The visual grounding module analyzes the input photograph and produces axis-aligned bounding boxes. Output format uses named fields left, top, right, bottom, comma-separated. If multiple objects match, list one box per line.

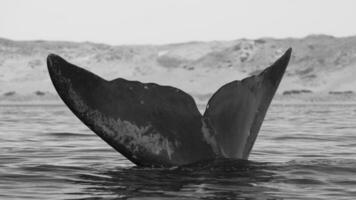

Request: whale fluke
left=47, top=48, right=292, bottom=167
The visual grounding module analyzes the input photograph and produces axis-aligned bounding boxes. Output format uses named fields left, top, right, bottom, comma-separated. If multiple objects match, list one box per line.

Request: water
left=1, top=104, right=356, bottom=199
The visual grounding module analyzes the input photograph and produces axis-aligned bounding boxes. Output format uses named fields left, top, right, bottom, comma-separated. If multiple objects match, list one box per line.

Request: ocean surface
left=0, top=104, right=356, bottom=200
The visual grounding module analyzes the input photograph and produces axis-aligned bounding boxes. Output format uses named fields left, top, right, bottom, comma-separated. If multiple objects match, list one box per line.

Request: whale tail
left=47, top=48, right=292, bottom=166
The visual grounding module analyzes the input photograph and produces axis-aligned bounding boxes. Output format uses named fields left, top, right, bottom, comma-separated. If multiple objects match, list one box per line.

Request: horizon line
left=1, top=33, right=355, bottom=47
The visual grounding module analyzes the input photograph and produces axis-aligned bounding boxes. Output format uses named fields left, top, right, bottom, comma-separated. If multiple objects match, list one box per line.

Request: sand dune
left=0, top=35, right=355, bottom=104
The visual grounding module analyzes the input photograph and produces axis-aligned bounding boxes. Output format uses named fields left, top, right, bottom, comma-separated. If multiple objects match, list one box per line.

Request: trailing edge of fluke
left=47, top=48, right=292, bottom=167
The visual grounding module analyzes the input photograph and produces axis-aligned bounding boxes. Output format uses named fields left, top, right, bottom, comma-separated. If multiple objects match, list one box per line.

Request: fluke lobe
left=47, top=48, right=292, bottom=167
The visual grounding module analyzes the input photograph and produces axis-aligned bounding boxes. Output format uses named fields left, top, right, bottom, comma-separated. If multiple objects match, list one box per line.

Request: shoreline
left=1, top=100, right=356, bottom=106
left=1, top=92, right=356, bottom=106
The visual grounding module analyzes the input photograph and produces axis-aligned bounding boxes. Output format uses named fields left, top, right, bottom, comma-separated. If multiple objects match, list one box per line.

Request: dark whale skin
left=47, top=48, right=292, bottom=167
left=203, top=48, right=292, bottom=159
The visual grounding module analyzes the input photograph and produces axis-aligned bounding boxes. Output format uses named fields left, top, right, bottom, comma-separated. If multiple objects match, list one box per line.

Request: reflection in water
left=1, top=104, right=356, bottom=199
left=74, top=160, right=277, bottom=199
left=70, top=158, right=356, bottom=199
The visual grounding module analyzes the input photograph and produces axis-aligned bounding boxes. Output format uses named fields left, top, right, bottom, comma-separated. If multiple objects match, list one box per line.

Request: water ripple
left=1, top=104, right=356, bottom=199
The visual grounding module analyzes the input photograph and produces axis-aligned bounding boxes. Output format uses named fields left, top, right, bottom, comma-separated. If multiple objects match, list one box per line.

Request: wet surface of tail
left=47, top=49, right=292, bottom=166
left=203, top=49, right=292, bottom=159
